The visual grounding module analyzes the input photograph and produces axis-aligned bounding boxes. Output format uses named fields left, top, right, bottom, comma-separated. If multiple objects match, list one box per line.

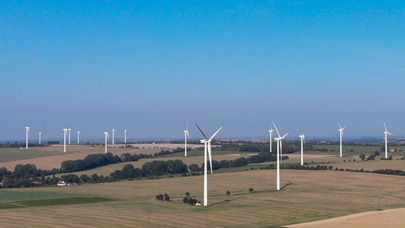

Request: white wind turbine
left=338, top=124, right=345, bottom=157
left=68, top=128, right=71, bottom=144
left=184, top=129, right=190, bottom=157
left=384, top=123, right=393, bottom=159
left=268, top=129, right=274, bottom=153
left=273, top=123, right=288, bottom=191
left=195, top=123, right=222, bottom=206
left=112, top=129, right=115, bottom=145
left=63, top=129, right=67, bottom=153
left=25, top=126, right=30, bottom=150
left=124, top=130, right=127, bottom=144
left=299, top=134, right=305, bottom=166
left=77, top=131, right=80, bottom=144
left=38, top=132, right=42, bottom=144
left=104, top=132, right=109, bottom=153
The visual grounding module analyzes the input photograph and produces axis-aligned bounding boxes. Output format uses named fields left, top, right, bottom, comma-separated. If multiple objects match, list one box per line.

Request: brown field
left=287, top=208, right=405, bottom=228
left=0, top=144, right=164, bottom=170
left=3, top=169, right=405, bottom=227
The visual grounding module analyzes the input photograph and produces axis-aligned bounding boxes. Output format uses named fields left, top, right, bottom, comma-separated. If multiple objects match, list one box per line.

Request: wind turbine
left=195, top=123, right=222, bottom=206
left=184, top=129, right=190, bottom=157
left=68, top=128, right=71, bottom=144
left=268, top=129, right=274, bottom=153
left=25, top=126, right=30, bottom=150
left=299, top=134, right=305, bottom=166
left=384, top=123, right=393, bottom=159
left=273, top=123, right=288, bottom=191
left=112, top=129, right=115, bottom=145
left=77, top=131, right=80, bottom=144
left=63, top=129, right=67, bottom=153
left=338, top=124, right=345, bottom=157
left=104, top=132, right=109, bottom=153
left=124, top=130, right=127, bottom=144
left=38, top=132, right=42, bottom=144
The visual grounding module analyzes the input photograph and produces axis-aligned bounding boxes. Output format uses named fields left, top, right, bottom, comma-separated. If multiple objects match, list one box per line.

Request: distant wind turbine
left=112, top=129, right=115, bottom=145
left=268, top=129, right=274, bottom=153
left=104, top=132, right=109, bottom=153
left=25, top=126, right=30, bottom=150
left=299, top=134, right=305, bottom=166
left=195, top=123, right=222, bottom=206
left=184, top=129, right=190, bottom=157
left=273, top=123, right=288, bottom=191
left=68, top=128, right=71, bottom=144
left=338, top=124, right=345, bottom=157
left=38, top=132, right=42, bottom=144
left=63, top=129, right=67, bottom=153
left=384, top=123, right=393, bottom=159
left=77, top=131, right=80, bottom=144
left=124, top=130, right=127, bottom=144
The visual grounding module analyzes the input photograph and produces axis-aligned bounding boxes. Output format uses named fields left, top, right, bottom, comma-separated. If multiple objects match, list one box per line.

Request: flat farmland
left=2, top=169, right=405, bottom=227
left=0, top=145, right=162, bottom=170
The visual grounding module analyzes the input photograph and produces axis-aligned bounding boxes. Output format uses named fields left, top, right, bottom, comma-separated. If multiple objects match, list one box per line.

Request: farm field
left=1, top=169, right=405, bottom=227
left=312, top=144, right=405, bottom=155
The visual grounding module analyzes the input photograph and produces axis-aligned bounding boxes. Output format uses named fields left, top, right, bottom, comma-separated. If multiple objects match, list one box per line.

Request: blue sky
left=1, top=1, right=404, bottom=141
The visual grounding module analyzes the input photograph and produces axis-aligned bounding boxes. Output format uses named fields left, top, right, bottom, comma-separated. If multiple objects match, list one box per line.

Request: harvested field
left=4, top=169, right=405, bottom=227
left=287, top=208, right=405, bottom=228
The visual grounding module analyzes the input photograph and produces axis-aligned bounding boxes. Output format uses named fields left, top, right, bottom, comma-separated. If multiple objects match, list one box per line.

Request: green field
left=0, top=147, right=62, bottom=162
left=311, top=145, right=405, bottom=155
left=0, top=190, right=78, bottom=203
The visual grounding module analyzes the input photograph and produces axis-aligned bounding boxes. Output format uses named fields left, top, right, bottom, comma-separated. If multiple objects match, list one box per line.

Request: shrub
left=249, top=188, right=254, bottom=193
left=164, top=193, right=170, bottom=201
left=226, top=191, right=231, bottom=196
left=156, top=194, right=164, bottom=201
left=183, top=197, right=189, bottom=204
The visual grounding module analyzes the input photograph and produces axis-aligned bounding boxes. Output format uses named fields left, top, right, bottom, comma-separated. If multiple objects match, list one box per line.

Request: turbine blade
left=208, top=143, right=213, bottom=174
left=338, top=123, right=342, bottom=129
left=195, top=123, right=208, bottom=139
left=186, top=131, right=190, bottom=138
left=272, top=122, right=281, bottom=137
left=209, top=127, right=223, bottom=141
left=281, top=132, right=289, bottom=139
left=384, top=122, right=387, bottom=132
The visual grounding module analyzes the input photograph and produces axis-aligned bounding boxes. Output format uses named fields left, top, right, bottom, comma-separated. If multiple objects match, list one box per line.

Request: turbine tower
left=195, top=123, right=222, bottom=206
left=112, top=129, right=115, bottom=145
left=63, top=129, right=67, bottom=153
left=384, top=123, right=393, bottom=159
left=268, top=129, right=274, bottom=153
left=184, top=130, right=189, bottom=157
left=124, top=130, right=127, bottom=144
left=25, top=126, right=30, bottom=150
left=77, top=131, right=80, bottom=144
left=299, top=134, right=305, bottom=166
left=38, top=132, right=42, bottom=144
left=68, top=128, right=71, bottom=144
left=338, top=124, right=345, bottom=157
left=104, top=132, right=109, bottom=153
left=273, top=123, right=288, bottom=191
